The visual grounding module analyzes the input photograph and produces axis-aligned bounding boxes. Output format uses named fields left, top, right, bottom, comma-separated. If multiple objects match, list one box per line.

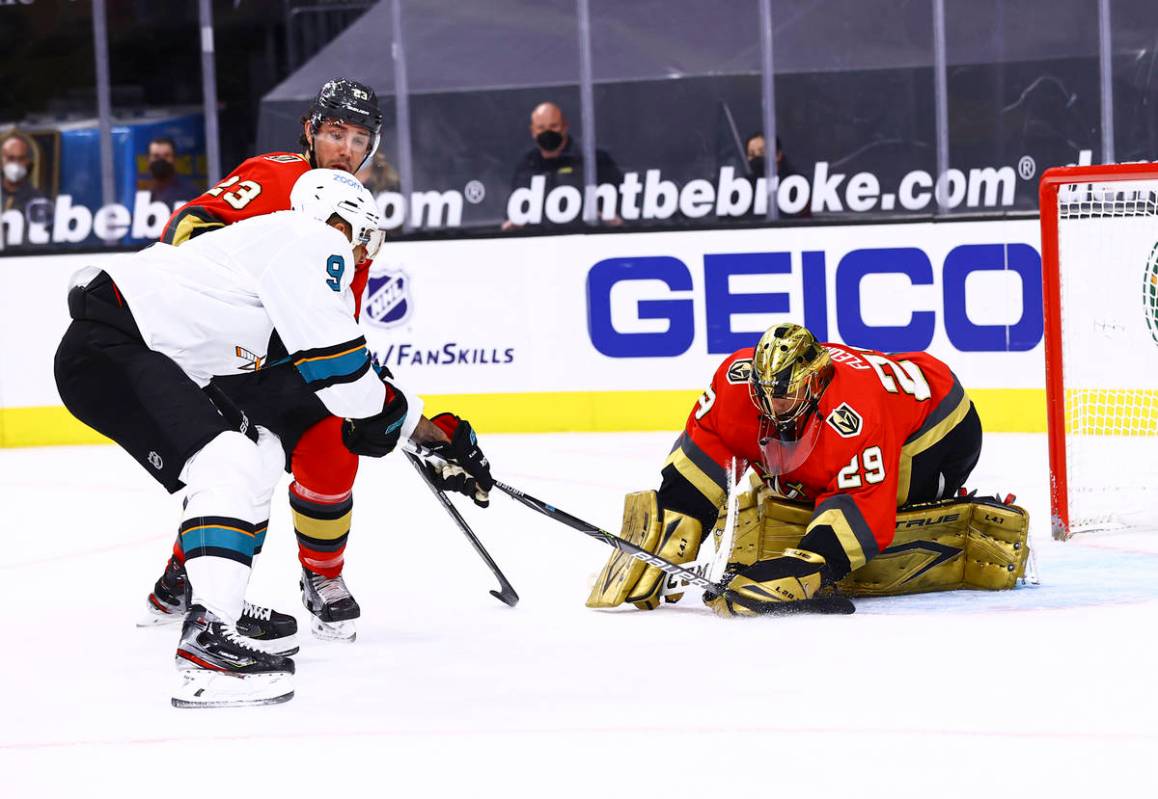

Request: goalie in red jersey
left=142, top=79, right=493, bottom=644
left=588, top=323, right=1030, bottom=616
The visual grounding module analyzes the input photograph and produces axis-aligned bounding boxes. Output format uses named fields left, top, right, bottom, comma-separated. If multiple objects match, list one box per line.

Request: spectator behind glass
left=501, top=101, right=623, bottom=231
left=745, top=132, right=809, bottom=219
left=356, top=150, right=400, bottom=195
left=1, top=130, right=54, bottom=245
left=144, top=136, right=197, bottom=207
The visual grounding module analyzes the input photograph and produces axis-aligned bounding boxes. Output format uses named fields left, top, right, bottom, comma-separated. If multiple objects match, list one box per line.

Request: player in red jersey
left=142, top=79, right=492, bottom=642
left=587, top=322, right=984, bottom=616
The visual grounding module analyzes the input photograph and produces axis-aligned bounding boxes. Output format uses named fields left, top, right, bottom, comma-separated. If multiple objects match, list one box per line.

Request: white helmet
left=290, top=168, right=385, bottom=259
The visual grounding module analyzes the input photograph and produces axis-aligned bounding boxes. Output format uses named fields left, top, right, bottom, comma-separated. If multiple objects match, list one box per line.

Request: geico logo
left=586, top=245, right=1042, bottom=357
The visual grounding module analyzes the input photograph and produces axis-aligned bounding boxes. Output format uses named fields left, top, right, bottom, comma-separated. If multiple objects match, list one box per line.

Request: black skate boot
left=173, top=604, right=294, bottom=708
left=139, top=555, right=189, bottom=626
left=140, top=557, right=299, bottom=655
left=236, top=601, right=300, bottom=656
left=300, top=568, right=360, bottom=642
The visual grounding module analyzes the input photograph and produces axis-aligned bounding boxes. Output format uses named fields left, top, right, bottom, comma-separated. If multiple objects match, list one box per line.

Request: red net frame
left=1039, top=162, right=1158, bottom=541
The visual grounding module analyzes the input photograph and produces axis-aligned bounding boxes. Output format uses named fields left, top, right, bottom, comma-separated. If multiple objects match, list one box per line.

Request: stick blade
left=724, top=591, right=856, bottom=616
left=490, top=588, right=520, bottom=607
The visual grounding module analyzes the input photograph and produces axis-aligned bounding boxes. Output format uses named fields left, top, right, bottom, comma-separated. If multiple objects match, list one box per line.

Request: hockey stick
left=491, top=480, right=853, bottom=616
left=403, top=450, right=519, bottom=607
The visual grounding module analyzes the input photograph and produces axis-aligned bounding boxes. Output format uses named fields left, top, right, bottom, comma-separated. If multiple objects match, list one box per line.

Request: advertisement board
left=0, top=217, right=1045, bottom=446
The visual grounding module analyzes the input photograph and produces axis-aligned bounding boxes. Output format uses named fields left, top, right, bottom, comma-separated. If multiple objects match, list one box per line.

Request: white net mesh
left=1056, top=178, right=1158, bottom=533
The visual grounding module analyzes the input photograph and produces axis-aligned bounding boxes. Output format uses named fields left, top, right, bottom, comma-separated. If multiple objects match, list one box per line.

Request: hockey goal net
left=1040, top=163, right=1158, bottom=540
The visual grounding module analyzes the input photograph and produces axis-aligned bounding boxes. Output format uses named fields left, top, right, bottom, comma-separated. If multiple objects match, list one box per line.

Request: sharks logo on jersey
left=364, top=268, right=411, bottom=328
left=234, top=345, right=266, bottom=371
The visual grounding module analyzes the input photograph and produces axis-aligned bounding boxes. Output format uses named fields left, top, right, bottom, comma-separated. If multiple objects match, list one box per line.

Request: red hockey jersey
left=666, top=342, right=972, bottom=571
left=161, top=152, right=372, bottom=316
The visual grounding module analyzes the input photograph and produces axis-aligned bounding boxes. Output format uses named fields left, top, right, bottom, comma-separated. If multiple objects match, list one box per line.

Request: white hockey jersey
left=79, top=210, right=421, bottom=435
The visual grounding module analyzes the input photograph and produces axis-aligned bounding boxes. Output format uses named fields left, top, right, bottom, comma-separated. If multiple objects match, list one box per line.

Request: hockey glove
left=424, top=413, right=493, bottom=508
left=342, top=385, right=408, bottom=458
left=706, top=548, right=836, bottom=617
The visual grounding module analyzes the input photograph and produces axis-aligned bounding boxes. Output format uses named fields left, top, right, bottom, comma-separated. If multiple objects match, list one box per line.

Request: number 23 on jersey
left=206, top=175, right=263, bottom=210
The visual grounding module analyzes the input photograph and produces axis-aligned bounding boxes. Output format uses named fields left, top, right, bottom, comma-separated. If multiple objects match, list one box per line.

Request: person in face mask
left=744, top=132, right=808, bottom=219
left=1, top=131, right=54, bottom=245
left=143, top=136, right=197, bottom=208
left=502, top=101, right=623, bottom=231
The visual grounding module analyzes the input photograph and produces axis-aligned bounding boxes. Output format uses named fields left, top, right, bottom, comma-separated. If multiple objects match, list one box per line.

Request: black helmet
left=304, top=78, right=383, bottom=170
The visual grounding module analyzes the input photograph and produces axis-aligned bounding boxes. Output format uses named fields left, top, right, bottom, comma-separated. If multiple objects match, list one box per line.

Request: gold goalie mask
left=750, top=324, right=834, bottom=474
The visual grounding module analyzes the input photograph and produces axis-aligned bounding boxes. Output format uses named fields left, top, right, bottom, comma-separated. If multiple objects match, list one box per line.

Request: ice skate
left=173, top=604, right=294, bottom=708
left=300, top=568, right=360, bottom=642
left=138, top=554, right=189, bottom=626
left=236, top=600, right=300, bottom=656
left=140, top=556, right=299, bottom=653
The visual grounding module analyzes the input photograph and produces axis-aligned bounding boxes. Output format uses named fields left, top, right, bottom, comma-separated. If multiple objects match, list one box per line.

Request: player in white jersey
left=53, top=170, right=492, bottom=707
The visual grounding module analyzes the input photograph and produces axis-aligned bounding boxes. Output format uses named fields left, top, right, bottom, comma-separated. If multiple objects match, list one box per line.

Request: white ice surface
left=1, top=432, right=1157, bottom=798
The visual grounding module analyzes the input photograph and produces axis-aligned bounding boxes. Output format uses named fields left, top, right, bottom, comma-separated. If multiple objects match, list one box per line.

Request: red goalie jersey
left=161, top=152, right=372, bottom=316
left=663, top=342, right=975, bottom=575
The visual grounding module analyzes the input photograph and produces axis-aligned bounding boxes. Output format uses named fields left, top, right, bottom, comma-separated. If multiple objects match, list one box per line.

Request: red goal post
left=1040, top=163, right=1158, bottom=540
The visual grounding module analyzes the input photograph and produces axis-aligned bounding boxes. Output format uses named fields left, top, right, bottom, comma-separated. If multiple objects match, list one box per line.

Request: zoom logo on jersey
left=826, top=403, right=862, bottom=437
left=364, top=269, right=411, bottom=328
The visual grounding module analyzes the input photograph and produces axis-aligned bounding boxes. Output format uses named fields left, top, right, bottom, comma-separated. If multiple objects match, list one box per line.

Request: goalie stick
left=403, top=449, right=519, bottom=607
left=490, top=478, right=853, bottom=616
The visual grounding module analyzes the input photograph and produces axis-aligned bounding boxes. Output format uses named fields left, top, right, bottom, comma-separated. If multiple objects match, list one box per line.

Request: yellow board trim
left=0, top=388, right=1048, bottom=448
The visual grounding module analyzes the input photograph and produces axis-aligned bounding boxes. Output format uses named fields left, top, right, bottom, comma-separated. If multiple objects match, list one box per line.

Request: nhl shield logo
left=826, top=402, right=862, bottom=438
left=364, top=269, right=411, bottom=329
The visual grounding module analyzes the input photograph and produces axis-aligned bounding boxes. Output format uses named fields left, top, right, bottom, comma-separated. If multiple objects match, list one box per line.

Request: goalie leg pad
left=712, top=481, right=812, bottom=569
left=709, top=489, right=1030, bottom=597
left=964, top=499, right=1030, bottom=590
left=585, top=491, right=702, bottom=610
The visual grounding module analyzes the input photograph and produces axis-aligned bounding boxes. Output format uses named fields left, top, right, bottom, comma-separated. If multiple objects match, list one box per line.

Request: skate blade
left=242, top=633, right=300, bottom=657
left=309, top=615, right=356, bottom=642
left=171, top=668, right=294, bottom=708
left=137, top=597, right=183, bottom=628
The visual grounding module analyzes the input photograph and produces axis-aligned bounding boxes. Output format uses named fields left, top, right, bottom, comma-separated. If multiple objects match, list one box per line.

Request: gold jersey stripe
left=809, top=507, right=870, bottom=572
left=664, top=444, right=727, bottom=509
left=896, top=390, right=973, bottom=505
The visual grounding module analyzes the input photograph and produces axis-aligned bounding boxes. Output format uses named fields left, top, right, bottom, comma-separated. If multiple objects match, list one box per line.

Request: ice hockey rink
left=1, top=430, right=1156, bottom=797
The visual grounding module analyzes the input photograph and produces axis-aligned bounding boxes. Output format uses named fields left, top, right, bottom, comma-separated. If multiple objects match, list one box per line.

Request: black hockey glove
left=424, top=413, right=493, bottom=508
left=342, top=385, right=408, bottom=458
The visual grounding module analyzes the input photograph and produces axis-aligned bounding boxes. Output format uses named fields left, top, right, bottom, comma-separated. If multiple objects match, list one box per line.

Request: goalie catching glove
left=422, top=413, right=493, bottom=508
left=704, top=548, right=836, bottom=617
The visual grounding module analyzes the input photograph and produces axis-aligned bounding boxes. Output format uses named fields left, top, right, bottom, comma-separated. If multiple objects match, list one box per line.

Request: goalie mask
left=305, top=78, right=383, bottom=171
left=291, top=168, right=386, bottom=259
left=750, top=324, right=834, bottom=474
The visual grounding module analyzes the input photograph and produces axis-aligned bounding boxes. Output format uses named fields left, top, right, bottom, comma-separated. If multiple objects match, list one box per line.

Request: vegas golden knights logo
left=826, top=402, right=862, bottom=438
left=726, top=359, right=752, bottom=384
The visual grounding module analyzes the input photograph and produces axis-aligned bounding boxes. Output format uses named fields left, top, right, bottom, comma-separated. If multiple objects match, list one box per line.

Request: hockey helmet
left=305, top=78, right=383, bottom=171
left=749, top=323, right=834, bottom=442
left=291, top=168, right=385, bottom=259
